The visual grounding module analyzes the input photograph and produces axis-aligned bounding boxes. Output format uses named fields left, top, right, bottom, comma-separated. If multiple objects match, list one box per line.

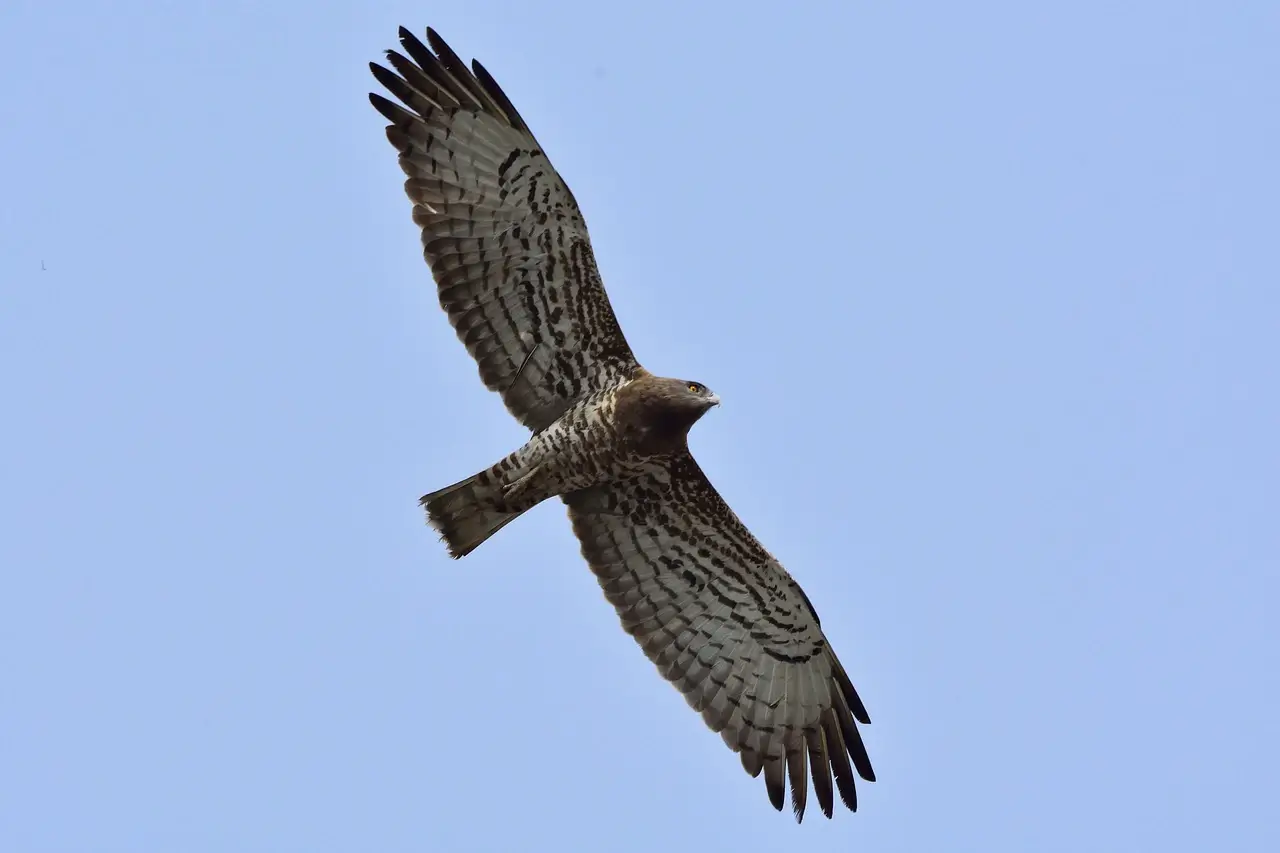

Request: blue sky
left=3, top=1, right=1277, bottom=849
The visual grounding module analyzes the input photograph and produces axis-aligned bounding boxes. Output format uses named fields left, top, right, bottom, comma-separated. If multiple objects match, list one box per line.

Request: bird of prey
left=369, top=26, right=875, bottom=820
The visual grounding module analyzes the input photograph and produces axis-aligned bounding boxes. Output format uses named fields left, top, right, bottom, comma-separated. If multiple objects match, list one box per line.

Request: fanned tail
left=420, top=473, right=523, bottom=558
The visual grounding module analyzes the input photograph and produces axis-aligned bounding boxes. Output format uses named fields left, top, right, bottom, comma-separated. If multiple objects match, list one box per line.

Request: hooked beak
left=705, top=392, right=721, bottom=408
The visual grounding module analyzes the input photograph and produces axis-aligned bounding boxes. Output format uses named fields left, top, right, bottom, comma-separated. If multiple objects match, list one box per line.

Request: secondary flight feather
left=369, top=26, right=875, bottom=820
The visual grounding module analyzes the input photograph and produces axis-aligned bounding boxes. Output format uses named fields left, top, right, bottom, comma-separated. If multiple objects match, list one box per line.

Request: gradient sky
left=3, top=1, right=1278, bottom=850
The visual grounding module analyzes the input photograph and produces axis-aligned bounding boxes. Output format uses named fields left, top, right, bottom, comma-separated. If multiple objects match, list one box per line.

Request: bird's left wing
left=564, top=452, right=875, bottom=820
left=369, top=27, right=639, bottom=431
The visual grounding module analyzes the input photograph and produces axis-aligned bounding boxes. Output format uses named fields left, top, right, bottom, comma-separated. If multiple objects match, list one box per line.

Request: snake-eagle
left=369, top=26, right=875, bottom=820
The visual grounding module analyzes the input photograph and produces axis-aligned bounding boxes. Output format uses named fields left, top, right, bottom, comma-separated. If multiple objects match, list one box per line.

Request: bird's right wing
left=370, top=27, right=640, bottom=431
left=564, top=451, right=875, bottom=821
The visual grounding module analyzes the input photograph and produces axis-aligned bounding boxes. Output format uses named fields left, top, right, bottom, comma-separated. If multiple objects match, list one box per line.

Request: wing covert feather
left=564, top=452, right=875, bottom=820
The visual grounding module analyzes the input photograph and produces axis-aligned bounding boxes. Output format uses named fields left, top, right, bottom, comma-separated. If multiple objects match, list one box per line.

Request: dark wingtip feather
left=425, top=27, right=460, bottom=67
left=806, top=728, right=835, bottom=819
left=823, top=712, right=859, bottom=812
left=836, top=774, right=859, bottom=812
left=787, top=749, right=808, bottom=822
left=397, top=26, right=438, bottom=76
left=830, top=653, right=872, bottom=725
left=849, top=693, right=871, bottom=726
left=472, top=59, right=531, bottom=133
left=836, top=698, right=876, bottom=782
left=399, top=25, right=424, bottom=51
left=368, top=92, right=409, bottom=124
left=424, top=26, right=451, bottom=58
left=369, top=62, right=411, bottom=106
left=393, top=25, right=485, bottom=112
left=763, top=756, right=786, bottom=812
left=377, top=25, right=531, bottom=136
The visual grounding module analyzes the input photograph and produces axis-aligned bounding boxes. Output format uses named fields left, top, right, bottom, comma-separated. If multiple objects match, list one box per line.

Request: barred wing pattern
left=565, top=453, right=876, bottom=820
left=370, top=28, right=639, bottom=431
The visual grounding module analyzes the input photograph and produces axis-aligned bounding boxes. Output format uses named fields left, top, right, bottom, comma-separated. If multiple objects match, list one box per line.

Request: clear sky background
left=2, top=1, right=1277, bottom=850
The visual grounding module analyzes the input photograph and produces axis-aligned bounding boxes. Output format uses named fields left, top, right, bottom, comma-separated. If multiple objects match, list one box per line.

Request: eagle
left=369, top=26, right=875, bottom=820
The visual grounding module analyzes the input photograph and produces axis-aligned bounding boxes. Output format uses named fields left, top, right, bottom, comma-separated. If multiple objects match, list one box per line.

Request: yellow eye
left=688, top=383, right=702, bottom=393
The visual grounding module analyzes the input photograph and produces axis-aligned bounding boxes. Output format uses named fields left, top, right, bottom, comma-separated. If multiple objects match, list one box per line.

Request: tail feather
left=420, top=473, right=523, bottom=558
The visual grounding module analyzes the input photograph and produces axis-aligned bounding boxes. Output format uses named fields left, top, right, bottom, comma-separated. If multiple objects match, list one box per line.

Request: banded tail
left=420, top=472, right=524, bottom=558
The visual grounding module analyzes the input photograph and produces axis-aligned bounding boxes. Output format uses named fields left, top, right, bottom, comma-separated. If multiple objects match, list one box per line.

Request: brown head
left=615, top=374, right=721, bottom=454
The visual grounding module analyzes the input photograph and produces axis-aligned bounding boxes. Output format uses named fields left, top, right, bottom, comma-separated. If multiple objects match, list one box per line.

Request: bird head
left=618, top=374, right=722, bottom=446
left=654, top=378, right=720, bottom=425
left=679, top=379, right=721, bottom=411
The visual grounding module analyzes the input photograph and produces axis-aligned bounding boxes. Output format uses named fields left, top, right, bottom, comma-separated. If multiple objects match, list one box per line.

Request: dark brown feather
left=806, top=726, right=835, bottom=819
left=397, top=27, right=474, bottom=108
left=425, top=27, right=502, bottom=115
left=832, top=654, right=872, bottom=725
left=472, top=59, right=533, bottom=134
left=786, top=746, right=808, bottom=821
left=763, top=755, right=786, bottom=812
left=382, top=51, right=454, bottom=112
left=370, top=60, right=438, bottom=120
left=368, top=91, right=413, bottom=127
left=835, top=689, right=877, bottom=782
left=824, top=711, right=860, bottom=812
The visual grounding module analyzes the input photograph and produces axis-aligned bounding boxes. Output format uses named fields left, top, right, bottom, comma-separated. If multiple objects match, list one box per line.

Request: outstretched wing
left=370, top=28, right=639, bottom=431
left=564, top=453, right=876, bottom=821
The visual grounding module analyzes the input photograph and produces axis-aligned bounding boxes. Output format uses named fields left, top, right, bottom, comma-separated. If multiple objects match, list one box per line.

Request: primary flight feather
left=369, top=26, right=875, bottom=820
